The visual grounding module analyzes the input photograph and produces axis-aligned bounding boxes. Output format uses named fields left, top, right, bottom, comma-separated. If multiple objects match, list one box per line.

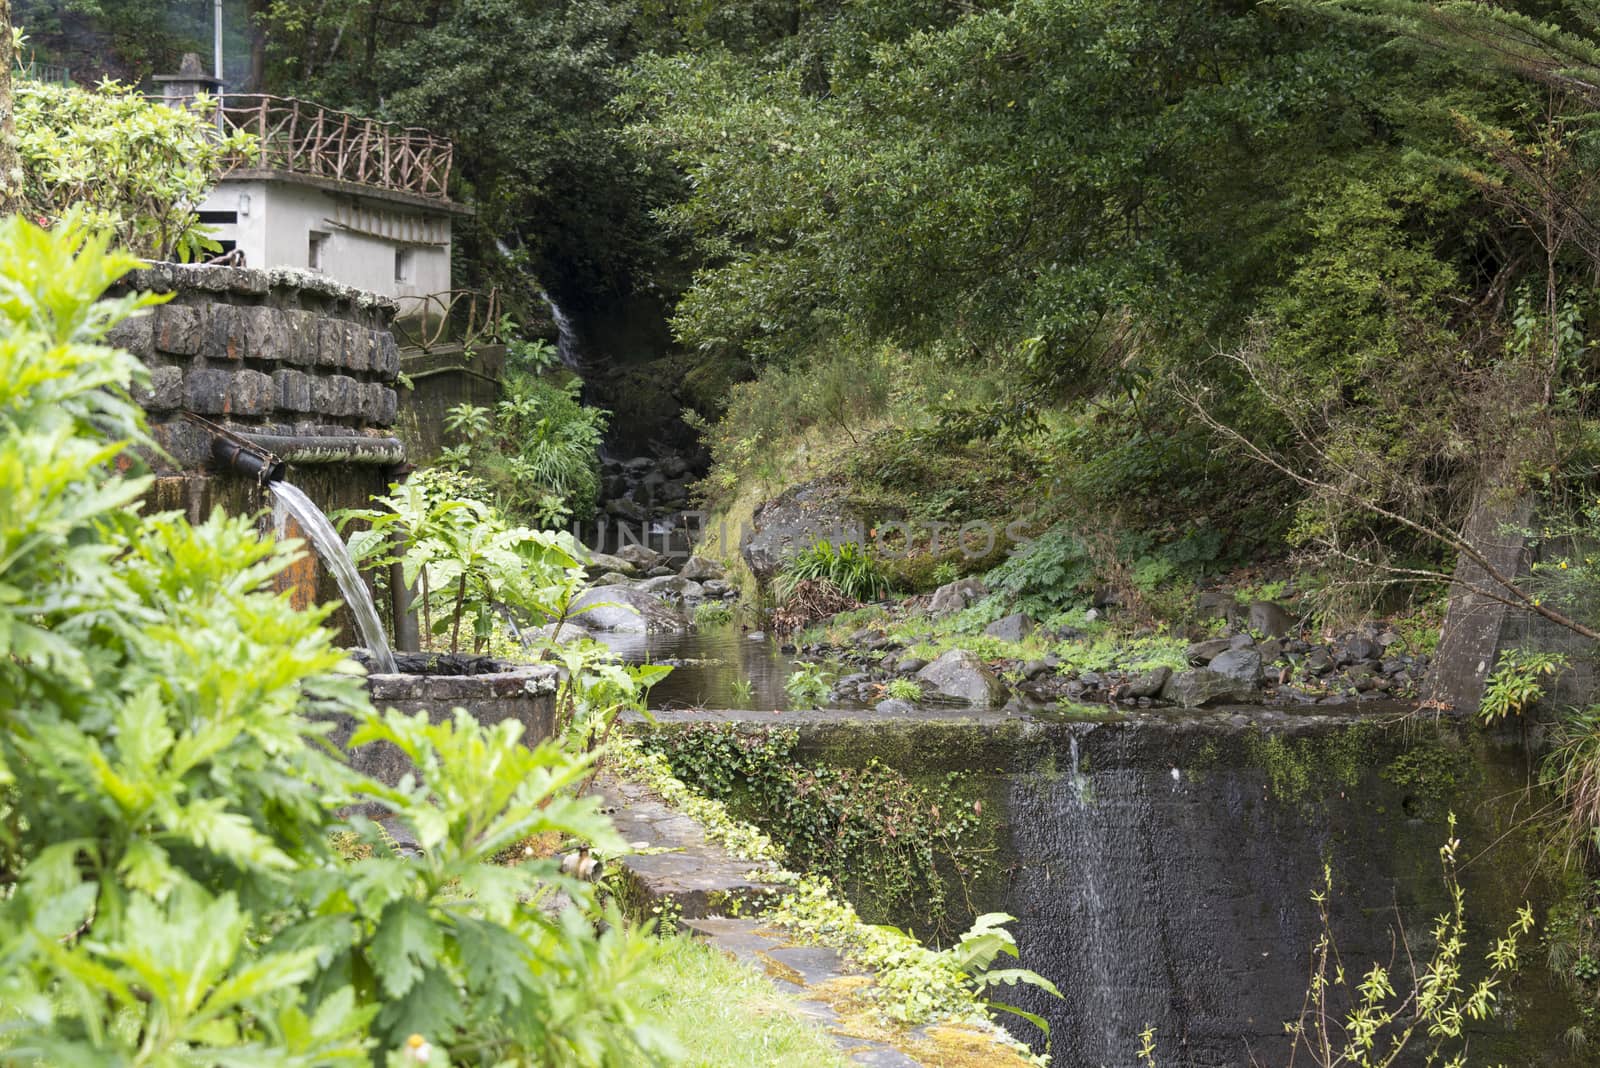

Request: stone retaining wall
left=108, top=263, right=403, bottom=473
left=108, top=263, right=409, bottom=635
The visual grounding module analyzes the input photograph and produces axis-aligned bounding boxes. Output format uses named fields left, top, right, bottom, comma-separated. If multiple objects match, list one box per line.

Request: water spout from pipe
left=270, top=480, right=398, bottom=674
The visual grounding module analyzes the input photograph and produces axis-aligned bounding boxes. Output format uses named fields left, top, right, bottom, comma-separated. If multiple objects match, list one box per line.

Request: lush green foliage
left=636, top=725, right=994, bottom=938
left=0, top=216, right=671, bottom=1066
left=442, top=371, right=607, bottom=527
left=782, top=661, right=832, bottom=709
left=775, top=540, right=890, bottom=604
left=1480, top=649, right=1569, bottom=725
left=17, top=79, right=255, bottom=260
left=340, top=468, right=592, bottom=654
left=643, top=935, right=853, bottom=1068
left=608, top=735, right=1052, bottom=1061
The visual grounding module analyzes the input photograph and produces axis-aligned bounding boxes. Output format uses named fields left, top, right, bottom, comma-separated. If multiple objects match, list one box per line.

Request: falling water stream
left=270, top=480, right=398, bottom=674
left=539, top=289, right=584, bottom=372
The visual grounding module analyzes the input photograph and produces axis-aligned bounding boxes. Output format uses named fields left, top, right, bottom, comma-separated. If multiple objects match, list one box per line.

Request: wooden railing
left=217, top=94, right=454, bottom=202
left=392, top=288, right=506, bottom=352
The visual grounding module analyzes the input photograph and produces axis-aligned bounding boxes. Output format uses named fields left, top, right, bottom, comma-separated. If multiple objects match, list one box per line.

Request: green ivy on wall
left=636, top=723, right=995, bottom=940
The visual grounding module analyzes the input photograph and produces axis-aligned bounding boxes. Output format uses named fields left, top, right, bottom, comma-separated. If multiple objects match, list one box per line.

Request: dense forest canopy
left=20, top=0, right=1600, bottom=574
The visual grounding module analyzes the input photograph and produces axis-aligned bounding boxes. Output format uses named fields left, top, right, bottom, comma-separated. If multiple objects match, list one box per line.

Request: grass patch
left=646, top=934, right=853, bottom=1068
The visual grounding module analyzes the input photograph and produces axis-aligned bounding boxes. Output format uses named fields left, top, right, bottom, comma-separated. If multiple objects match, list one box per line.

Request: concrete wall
left=654, top=714, right=1580, bottom=1067
left=200, top=177, right=453, bottom=307
left=395, top=343, right=506, bottom=463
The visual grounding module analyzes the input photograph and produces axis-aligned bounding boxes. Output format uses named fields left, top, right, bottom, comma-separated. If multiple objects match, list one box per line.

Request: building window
left=394, top=247, right=414, bottom=283
left=308, top=231, right=329, bottom=272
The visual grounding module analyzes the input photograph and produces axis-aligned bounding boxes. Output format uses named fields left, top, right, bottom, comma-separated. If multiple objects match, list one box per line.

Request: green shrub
left=776, top=540, right=890, bottom=603
left=17, top=78, right=256, bottom=260
left=1480, top=649, right=1569, bottom=725
left=984, top=530, right=1095, bottom=616
left=695, top=601, right=735, bottom=627
left=784, top=662, right=833, bottom=708
left=0, top=216, right=671, bottom=1065
left=883, top=678, right=923, bottom=702
left=441, top=371, right=607, bottom=527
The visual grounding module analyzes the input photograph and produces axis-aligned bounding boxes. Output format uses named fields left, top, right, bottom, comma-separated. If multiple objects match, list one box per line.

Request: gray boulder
left=875, top=698, right=918, bottom=715
left=701, top=578, right=733, bottom=598
left=740, top=478, right=865, bottom=582
left=1195, top=590, right=1242, bottom=622
left=1248, top=601, right=1297, bottom=639
left=637, top=575, right=706, bottom=603
left=583, top=551, right=638, bottom=577
left=680, top=556, right=726, bottom=582
left=614, top=543, right=665, bottom=571
left=1161, top=669, right=1259, bottom=708
left=929, top=578, right=989, bottom=618
left=896, top=657, right=929, bottom=675
left=1186, top=638, right=1233, bottom=665
left=1121, top=666, right=1171, bottom=699
left=568, top=586, right=685, bottom=633
left=984, top=612, right=1036, bottom=642
left=1207, top=648, right=1263, bottom=684
left=589, top=571, right=633, bottom=587
left=916, top=649, right=1010, bottom=706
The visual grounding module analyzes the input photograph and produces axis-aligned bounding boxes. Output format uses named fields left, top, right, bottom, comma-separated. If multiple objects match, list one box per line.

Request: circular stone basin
left=327, top=656, right=560, bottom=786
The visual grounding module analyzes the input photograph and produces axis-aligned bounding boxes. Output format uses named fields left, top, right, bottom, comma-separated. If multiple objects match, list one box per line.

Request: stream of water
left=270, top=480, right=398, bottom=674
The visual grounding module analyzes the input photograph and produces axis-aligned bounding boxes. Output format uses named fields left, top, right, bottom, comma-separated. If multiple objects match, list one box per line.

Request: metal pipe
left=211, top=436, right=286, bottom=484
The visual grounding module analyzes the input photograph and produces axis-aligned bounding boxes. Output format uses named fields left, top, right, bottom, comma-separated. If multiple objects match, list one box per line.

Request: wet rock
left=590, top=571, right=633, bottom=587
left=1380, top=658, right=1407, bottom=675
left=660, top=455, right=689, bottom=479
left=680, top=557, right=726, bottom=582
left=637, top=575, right=705, bottom=604
left=1305, top=648, right=1334, bottom=675
left=1208, top=648, right=1263, bottom=685
left=875, top=698, right=918, bottom=715
left=747, top=631, right=766, bottom=641
left=929, top=578, right=989, bottom=618
left=1340, top=636, right=1379, bottom=664
left=606, top=497, right=648, bottom=522
left=916, top=649, right=1010, bottom=706
left=1247, top=601, right=1297, bottom=638
left=701, top=579, right=732, bottom=598
left=1186, top=638, right=1233, bottom=665
left=1161, top=669, right=1259, bottom=708
left=645, top=565, right=674, bottom=578
left=614, top=544, right=665, bottom=571
left=896, top=657, right=929, bottom=675
left=984, top=612, right=1036, bottom=642
left=568, top=586, right=685, bottom=633
left=1122, top=666, right=1171, bottom=699
left=1256, top=640, right=1283, bottom=663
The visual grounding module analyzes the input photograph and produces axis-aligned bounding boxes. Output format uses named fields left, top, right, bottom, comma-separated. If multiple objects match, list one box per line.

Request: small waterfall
left=270, top=480, right=398, bottom=674
left=539, top=289, right=583, bottom=371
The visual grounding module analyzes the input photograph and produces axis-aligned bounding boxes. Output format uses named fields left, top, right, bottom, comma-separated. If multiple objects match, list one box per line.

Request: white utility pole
left=214, top=0, right=224, bottom=81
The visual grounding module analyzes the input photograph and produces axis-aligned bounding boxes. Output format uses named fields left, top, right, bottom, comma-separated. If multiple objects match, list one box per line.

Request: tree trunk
left=0, top=0, right=21, bottom=217
left=246, top=0, right=268, bottom=91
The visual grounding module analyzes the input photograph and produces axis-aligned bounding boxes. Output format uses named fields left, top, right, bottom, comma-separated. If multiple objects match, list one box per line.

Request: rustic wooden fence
left=218, top=95, right=454, bottom=202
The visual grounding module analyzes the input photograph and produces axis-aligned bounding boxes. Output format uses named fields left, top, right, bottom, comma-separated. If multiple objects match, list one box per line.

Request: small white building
left=157, top=56, right=470, bottom=312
